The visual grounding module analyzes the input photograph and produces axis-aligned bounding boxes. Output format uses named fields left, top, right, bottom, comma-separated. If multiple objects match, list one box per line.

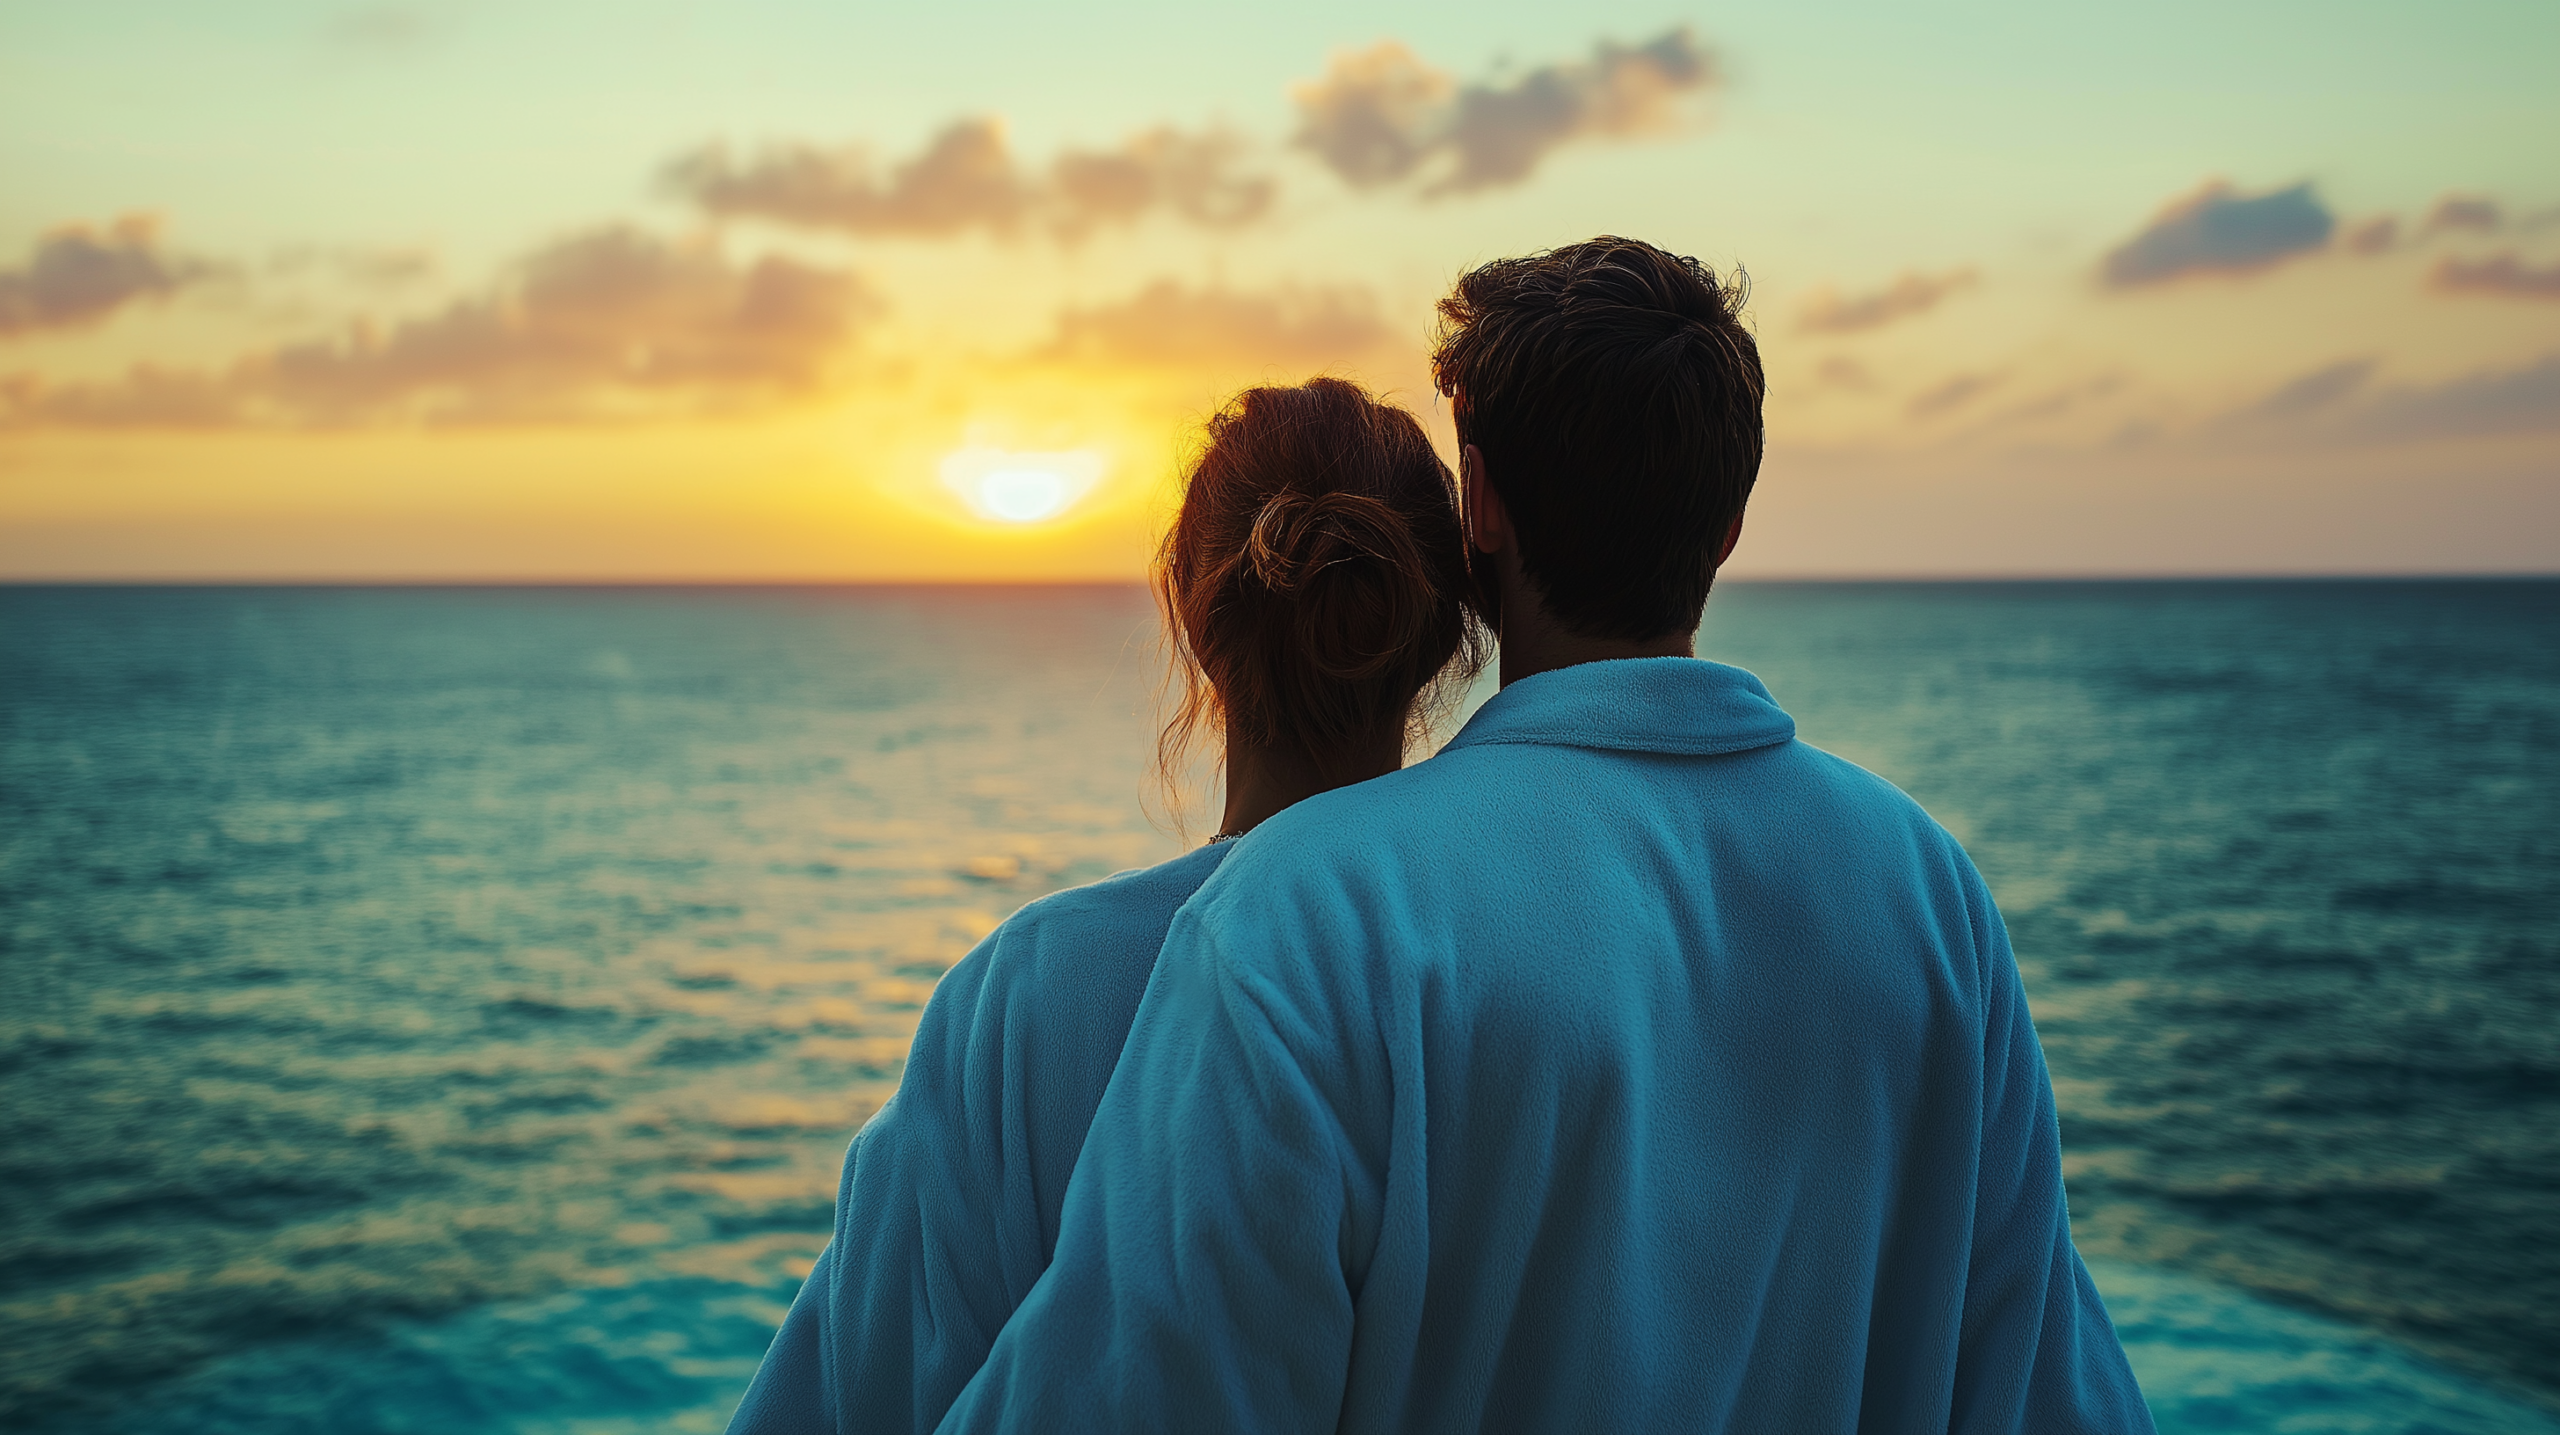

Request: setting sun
left=937, top=445, right=1107, bottom=525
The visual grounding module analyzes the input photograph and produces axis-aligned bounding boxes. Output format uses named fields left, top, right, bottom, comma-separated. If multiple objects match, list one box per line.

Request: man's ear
left=1717, top=512, right=1746, bottom=567
left=1463, top=444, right=1509, bottom=556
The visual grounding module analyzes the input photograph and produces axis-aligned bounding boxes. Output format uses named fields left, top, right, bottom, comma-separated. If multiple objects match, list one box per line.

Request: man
left=939, top=237, right=2153, bottom=1432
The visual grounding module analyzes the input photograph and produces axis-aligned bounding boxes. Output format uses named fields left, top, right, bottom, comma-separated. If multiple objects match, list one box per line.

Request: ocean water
left=1, top=581, right=2554, bottom=1431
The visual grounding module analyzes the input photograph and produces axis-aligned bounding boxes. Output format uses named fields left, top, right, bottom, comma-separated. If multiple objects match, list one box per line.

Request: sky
left=2, top=0, right=2555, bottom=580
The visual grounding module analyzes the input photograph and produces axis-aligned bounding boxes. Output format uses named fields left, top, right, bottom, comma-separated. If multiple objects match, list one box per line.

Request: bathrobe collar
left=1443, top=656, right=1797, bottom=758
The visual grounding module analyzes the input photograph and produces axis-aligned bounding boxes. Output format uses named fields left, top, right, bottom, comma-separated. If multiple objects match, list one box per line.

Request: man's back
left=942, top=658, right=2151, bottom=1433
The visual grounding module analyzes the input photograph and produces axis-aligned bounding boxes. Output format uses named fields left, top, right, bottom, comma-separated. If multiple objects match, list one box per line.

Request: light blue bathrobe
left=940, top=657, right=2153, bottom=1433
left=723, top=841, right=1231, bottom=1435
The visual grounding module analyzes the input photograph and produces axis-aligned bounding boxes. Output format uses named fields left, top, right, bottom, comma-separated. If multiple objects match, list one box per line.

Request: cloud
left=1799, top=267, right=1978, bottom=334
left=1, top=365, right=237, bottom=426
left=0, top=216, right=199, bottom=337
left=326, top=5, right=450, bottom=49
left=2420, top=194, right=2504, bottom=236
left=1289, top=43, right=1452, bottom=189
left=1291, top=27, right=1717, bottom=196
left=1813, top=355, right=1876, bottom=391
left=2348, top=353, right=2560, bottom=442
left=669, top=120, right=1028, bottom=237
left=2224, top=358, right=2376, bottom=424
left=2430, top=252, right=2560, bottom=301
left=1040, top=279, right=1394, bottom=369
left=2341, top=215, right=2399, bottom=255
left=267, top=245, right=439, bottom=286
left=1046, top=127, right=1276, bottom=236
left=1908, top=371, right=2004, bottom=420
left=2333, top=195, right=2525, bottom=257
left=665, top=118, right=1272, bottom=241
left=2100, top=180, right=2334, bottom=287
left=1987, top=374, right=2125, bottom=427
left=253, top=227, right=867, bottom=416
left=1, top=226, right=871, bottom=427
left=2203, top=353, right=2560, bottom=444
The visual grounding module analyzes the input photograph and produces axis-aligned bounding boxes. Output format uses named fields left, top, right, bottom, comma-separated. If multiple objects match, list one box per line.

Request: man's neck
left=1493, top=568, right=1695, bottom=689
left=1456, top=442, right=1728, bottom=689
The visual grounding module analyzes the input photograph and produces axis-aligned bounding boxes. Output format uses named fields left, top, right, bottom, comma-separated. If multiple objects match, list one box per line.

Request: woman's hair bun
left=1155, top=377, right=1488, bottom=797
left=1243, top=489, right=1435, bottom=681
left=1242, top=487, right=1421, bottom=590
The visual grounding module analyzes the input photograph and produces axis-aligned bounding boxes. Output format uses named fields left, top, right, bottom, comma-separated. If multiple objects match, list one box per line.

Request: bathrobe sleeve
left=936, top=913, right=1366, bottom=1435
left=728, top=850, right=1234, bottom=1435
left=726, top=937, right=1029, bottom=1435
left=723, top=1236, right=833, bottom=1435
left=1948, top=864, right=2157, bottom=1434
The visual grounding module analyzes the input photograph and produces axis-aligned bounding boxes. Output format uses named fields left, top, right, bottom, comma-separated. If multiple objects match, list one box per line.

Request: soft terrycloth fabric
left=941, top=657, right=2155, bottom=1434
left=724, top=841, right=1230, bottom=1435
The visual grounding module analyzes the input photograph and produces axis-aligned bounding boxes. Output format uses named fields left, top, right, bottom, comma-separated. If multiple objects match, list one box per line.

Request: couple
left=730, top=238, right=2153, bottom=1433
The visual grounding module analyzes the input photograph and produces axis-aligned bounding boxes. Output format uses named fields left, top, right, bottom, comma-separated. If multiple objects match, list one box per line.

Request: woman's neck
left=1217, top=723, right=1406, bottom=840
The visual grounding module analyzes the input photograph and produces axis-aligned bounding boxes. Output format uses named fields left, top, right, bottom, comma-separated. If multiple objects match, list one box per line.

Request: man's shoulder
left=1779, top=739, right=1965, bottom=841
left=1194, top=734, right=1976, bottom=937
left=1248, top=733, right=1949, bottom=854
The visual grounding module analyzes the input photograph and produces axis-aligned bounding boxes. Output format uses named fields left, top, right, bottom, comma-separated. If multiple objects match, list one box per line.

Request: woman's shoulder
left=1002, top=841, right=1231, bottom=945
left=951, top=841, right=1233, bottom=1002
left=891, top=842, right=1231, bottom=1147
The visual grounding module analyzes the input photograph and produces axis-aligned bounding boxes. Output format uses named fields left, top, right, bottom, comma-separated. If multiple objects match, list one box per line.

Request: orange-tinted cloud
left=325, top=4, right=452, bottom=50
left=1, top=226, right=870, bottom=427
left=1985, top=374, right=2124, bottom=427
left=666, top=119, right=1272, bottom=241
left=1046, top=128, right=1275, bottom=237
left=2101, top=181, right=2334, bottom=287
left=2420, top=194, right=2504, bottom=236
left=1908, top=371, right=2004, bottom=420
left=2347, top=353, right=2560, bottom=440
left=0, top=216, right=199, bottom=337
left=1813, top=355, right=1876, bottom=391
left=266, top=245, right=439, bottom=286
left=2341, top=215, right=2399, bottom=254
left=0, top=365, right=235, bottom=426
left=1289, top=43, right=1451, bottom=189
left=1799, top=267, right=1978, bottom=333
left=2210, top=353, right=2560, bottom=442
left=1039, top=279, right=1395, bottom=369
left=2430, top=252, right=2560, bottom=301
left=2222, top=358, right=2376, bottom=425
left=1292, top=28, right=1716, bottom=196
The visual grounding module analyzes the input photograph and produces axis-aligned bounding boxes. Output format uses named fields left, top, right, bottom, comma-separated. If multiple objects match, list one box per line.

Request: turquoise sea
left=3, top=581, right=2556, bottom=1432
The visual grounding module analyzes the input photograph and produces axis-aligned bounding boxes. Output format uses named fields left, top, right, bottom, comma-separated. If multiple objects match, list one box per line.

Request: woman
left=725, top=377, right=1486, bottom=1434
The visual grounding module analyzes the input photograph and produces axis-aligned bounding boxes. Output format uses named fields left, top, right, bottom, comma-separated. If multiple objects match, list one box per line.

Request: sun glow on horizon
left=937, top=445, right=1108, bottom=525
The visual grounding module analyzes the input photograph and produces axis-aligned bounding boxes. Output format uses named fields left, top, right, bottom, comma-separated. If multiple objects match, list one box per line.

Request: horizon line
left=5, top=571, right=2557, bottom=589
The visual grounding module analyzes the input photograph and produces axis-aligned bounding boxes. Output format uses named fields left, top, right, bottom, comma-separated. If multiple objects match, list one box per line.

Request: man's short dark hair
left=1432, top=236, right=1763, bottom=641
